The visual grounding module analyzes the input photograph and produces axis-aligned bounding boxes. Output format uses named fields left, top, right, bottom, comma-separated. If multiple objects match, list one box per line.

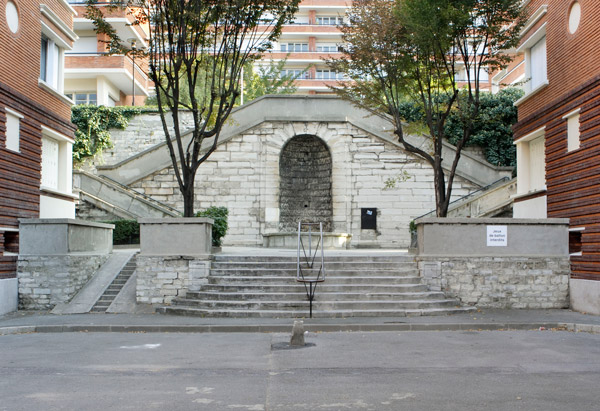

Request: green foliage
left=103, top=219, right=140, bottom=245
left=195, top=207, right=229, bottom=247
left=71, top=105, right=140, bottom=163
left=397, top=88, right=523, bottom=167
left=241, top=57, right=306, bottom=103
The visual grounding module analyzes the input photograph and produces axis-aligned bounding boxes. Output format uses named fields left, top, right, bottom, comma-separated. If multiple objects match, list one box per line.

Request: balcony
left=65, top=53, right=149, bottom=97
left=71, top=3, right=149, bottom=49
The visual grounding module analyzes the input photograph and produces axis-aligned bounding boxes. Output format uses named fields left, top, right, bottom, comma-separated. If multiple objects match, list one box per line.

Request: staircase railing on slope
left=415, top=176, right=513, bottom=220
left=98, top=175, right=182, bottom=216
left=296, top=222, right=325, bottom=318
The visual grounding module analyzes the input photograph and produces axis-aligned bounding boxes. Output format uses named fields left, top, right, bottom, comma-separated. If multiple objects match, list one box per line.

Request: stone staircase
left=90, top=254, right=137, bottom=313
left=159, top=254, right=474, bottom=318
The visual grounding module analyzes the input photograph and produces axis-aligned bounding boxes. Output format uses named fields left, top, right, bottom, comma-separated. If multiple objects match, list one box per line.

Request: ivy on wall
left=397, top=88, right=524, bottom=168
left=71, top=105, right=142, bottom=163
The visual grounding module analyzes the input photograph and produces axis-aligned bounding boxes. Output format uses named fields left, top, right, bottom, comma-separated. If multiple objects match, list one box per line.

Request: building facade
left=1, top=0, right=78, bottom=313
left=512, top=0, right=600, bottom=309
left=64, top=1, right=150, bottom=106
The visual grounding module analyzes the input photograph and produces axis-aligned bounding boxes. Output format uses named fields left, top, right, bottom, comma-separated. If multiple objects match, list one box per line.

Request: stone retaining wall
left=136, top=256, right=210, bottom=304
left=18, top=254, right=109, bottom=309
left=415, top=218, right=571, bottom=309
left=418, top=256, right=570, bottom=308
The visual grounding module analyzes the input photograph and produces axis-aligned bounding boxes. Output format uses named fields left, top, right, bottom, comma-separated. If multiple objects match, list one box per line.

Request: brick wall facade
left=513, top=1, right=600, bottom=280
left=1, top=0, right=76, bottom=279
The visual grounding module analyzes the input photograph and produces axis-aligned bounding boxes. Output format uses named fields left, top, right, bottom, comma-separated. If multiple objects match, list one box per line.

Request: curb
left=1, top=322, right=599, bottom=336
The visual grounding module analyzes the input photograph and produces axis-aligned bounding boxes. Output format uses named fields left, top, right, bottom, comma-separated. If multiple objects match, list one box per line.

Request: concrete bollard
left=290, top=320, right=305, bottom=346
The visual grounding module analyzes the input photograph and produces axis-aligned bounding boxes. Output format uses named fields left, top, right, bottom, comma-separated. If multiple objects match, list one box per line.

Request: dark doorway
left=279, top=135, right=332, bottom=232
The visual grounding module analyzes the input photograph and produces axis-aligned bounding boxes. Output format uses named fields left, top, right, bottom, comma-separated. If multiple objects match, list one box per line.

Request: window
left=40, top=35, right=61, bottom=90
left=455, top=67, right=489, bottom=82
left=4, top=107, right=23, bottom=152
left=316, top=44, right=341, bottom=53
left=40, top=126, right=73, bottom=195
left=515, top=127, right=546, bottom=195
left=316, top=70, right=345, bottom=80
left=563, top=109, right=581, bottom=152
left=65, top=93, right=97, bottom=105
left=529, top=36, right=547, bottom=90
left=41, top=137, right=59, bottom=190
left=316, top=16, right=344, bottom=25
left=280, top=69, right=309, bottom=79
left=280, top=43, right=308, bottom=52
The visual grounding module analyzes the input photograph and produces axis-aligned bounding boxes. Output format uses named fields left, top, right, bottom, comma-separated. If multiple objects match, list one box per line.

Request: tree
left=86, top=0, right=299, bottom=216
left=241, top=56, right=308, bottom=103
left=398, top=87, right=524, bottom=167
left=329, top=0, right=524, bottom=216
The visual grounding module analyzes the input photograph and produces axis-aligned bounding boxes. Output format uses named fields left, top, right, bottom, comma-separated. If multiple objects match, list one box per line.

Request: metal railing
left=296, top=222, right=325, bottom=318
left=98, top=174, right=181, bottom=216
left=414, top=176, right=511, bottom=220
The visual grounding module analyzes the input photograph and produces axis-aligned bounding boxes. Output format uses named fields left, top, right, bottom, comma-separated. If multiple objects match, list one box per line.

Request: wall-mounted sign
left=487, top=225, right=507, bottom=246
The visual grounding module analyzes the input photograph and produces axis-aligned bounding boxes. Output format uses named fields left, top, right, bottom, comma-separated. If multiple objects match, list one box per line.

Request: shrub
left=195, top=207, right=229, bottom=247
left=103, top=219, right=140, bottom=245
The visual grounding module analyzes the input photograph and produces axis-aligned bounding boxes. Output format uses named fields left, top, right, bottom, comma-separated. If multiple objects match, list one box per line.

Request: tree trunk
left=181, top=177, right=195, bottom=217
left=433, top=163, right=448, bottom=217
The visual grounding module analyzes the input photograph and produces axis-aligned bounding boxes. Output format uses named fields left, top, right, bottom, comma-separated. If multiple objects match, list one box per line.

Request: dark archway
left=279, top=135, right=332, bottom=232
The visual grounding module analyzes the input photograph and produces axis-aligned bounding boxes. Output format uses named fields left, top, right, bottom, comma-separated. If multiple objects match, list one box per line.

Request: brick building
left=64, top=1, right=150, bottom=106
left=512, top=0, right=600, bottom=312
left=0, top=0, right=77, bottom=313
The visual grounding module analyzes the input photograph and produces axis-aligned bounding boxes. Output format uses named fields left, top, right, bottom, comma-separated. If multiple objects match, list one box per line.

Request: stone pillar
left=17, top=219, right=114, bottom=309
left=136, top=218, right=213, bottom=305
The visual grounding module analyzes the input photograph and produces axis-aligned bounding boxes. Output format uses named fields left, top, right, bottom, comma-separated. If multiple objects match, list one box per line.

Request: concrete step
left=158, top=306, right=476, bottom=318
left=208, top=275, right=422, bottom=285
left=185, top=291, right=447, bottom=301
left=90, top=252, right=137, bottom=313
left=213, top=255, right=416, bottom=263
left=209, top=268, right=416, bottom=276
left=170, top=298, right=459, bottom=311
left=211, top=261, right=417, bottom=270
left=200, top=283, right=430, bottom=293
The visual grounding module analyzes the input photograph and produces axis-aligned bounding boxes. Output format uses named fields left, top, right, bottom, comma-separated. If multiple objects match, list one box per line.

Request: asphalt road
left=1, top=330, right=599, bottom=410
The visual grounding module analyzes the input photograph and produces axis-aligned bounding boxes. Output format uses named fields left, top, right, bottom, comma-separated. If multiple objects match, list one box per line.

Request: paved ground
left=2, top=308, right=600, bottom=334
left=1, top=329, right=599, bottom=411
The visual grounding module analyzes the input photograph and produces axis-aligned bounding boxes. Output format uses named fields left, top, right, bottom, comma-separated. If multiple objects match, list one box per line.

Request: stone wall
left=418, top=256, right=570, bottom=308
left=18, top=254, right=109, bottom=309
left=128, top=121, right=478, bottom=247
left=136, top=256, right=210, bottom=304
left=87, top=112, right=196, bottom=168
left=415, top=218, right=571, bottom=309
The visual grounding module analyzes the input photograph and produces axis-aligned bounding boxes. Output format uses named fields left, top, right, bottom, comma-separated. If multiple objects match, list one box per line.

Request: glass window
left=530, top=36, right=547, bottom=90
left=40, top=35, right=61, bottom=89
left=41, top=137, right=59, bottom=190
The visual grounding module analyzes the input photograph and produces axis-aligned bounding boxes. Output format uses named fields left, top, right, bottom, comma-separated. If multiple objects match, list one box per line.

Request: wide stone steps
left=159, top=306, right=472, bottom=318
left=185, top=290, right=447, bottom=301
left=199, top=283, right=430, bottom=293
left=160, top=254, right=474, bottom=318
left=171, top=298, right=459, bottom=311
left=90, top=256, right=137, bottom=313
left=207, top=275, right=423, bottom=285
left=209, top=268, right=416, bottom=276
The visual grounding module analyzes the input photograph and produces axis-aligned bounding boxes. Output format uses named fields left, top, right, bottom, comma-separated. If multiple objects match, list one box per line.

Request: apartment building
left=0, top=0, right=78, bottom=313
left=260, top=0, right=350, bottom=94
left=511, top=0, right=600, bottom=312
left=65, top=1, right=150, bottom=106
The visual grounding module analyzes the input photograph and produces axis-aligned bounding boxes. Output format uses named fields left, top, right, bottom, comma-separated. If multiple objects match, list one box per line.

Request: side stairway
left=90, top=254, right=137, bottom=313
left=73, top=170, right=180, bottom=219
left=159, top=254, right=475, bottom=318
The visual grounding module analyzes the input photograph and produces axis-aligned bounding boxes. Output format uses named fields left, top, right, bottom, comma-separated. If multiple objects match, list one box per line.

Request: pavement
left=1, top=308, right=599, bottom=335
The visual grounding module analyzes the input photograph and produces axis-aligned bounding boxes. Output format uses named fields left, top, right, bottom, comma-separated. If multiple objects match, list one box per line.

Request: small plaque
left=361, top=208, right=377, bottom=230
left=487, top=225, right=507, bottom=247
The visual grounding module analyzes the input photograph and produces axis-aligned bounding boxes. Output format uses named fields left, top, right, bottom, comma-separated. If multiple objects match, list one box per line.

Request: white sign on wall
left=487, top=225, right=507, bottom=247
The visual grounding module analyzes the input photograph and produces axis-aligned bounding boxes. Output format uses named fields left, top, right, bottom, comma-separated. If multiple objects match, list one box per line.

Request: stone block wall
left=127, top=121, right=478, bottom=248
left=18, top=254, right=109, bottom=309
left=417, top=256, right=571, bottom=309
left=136, top=256, right=210, bottom=304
